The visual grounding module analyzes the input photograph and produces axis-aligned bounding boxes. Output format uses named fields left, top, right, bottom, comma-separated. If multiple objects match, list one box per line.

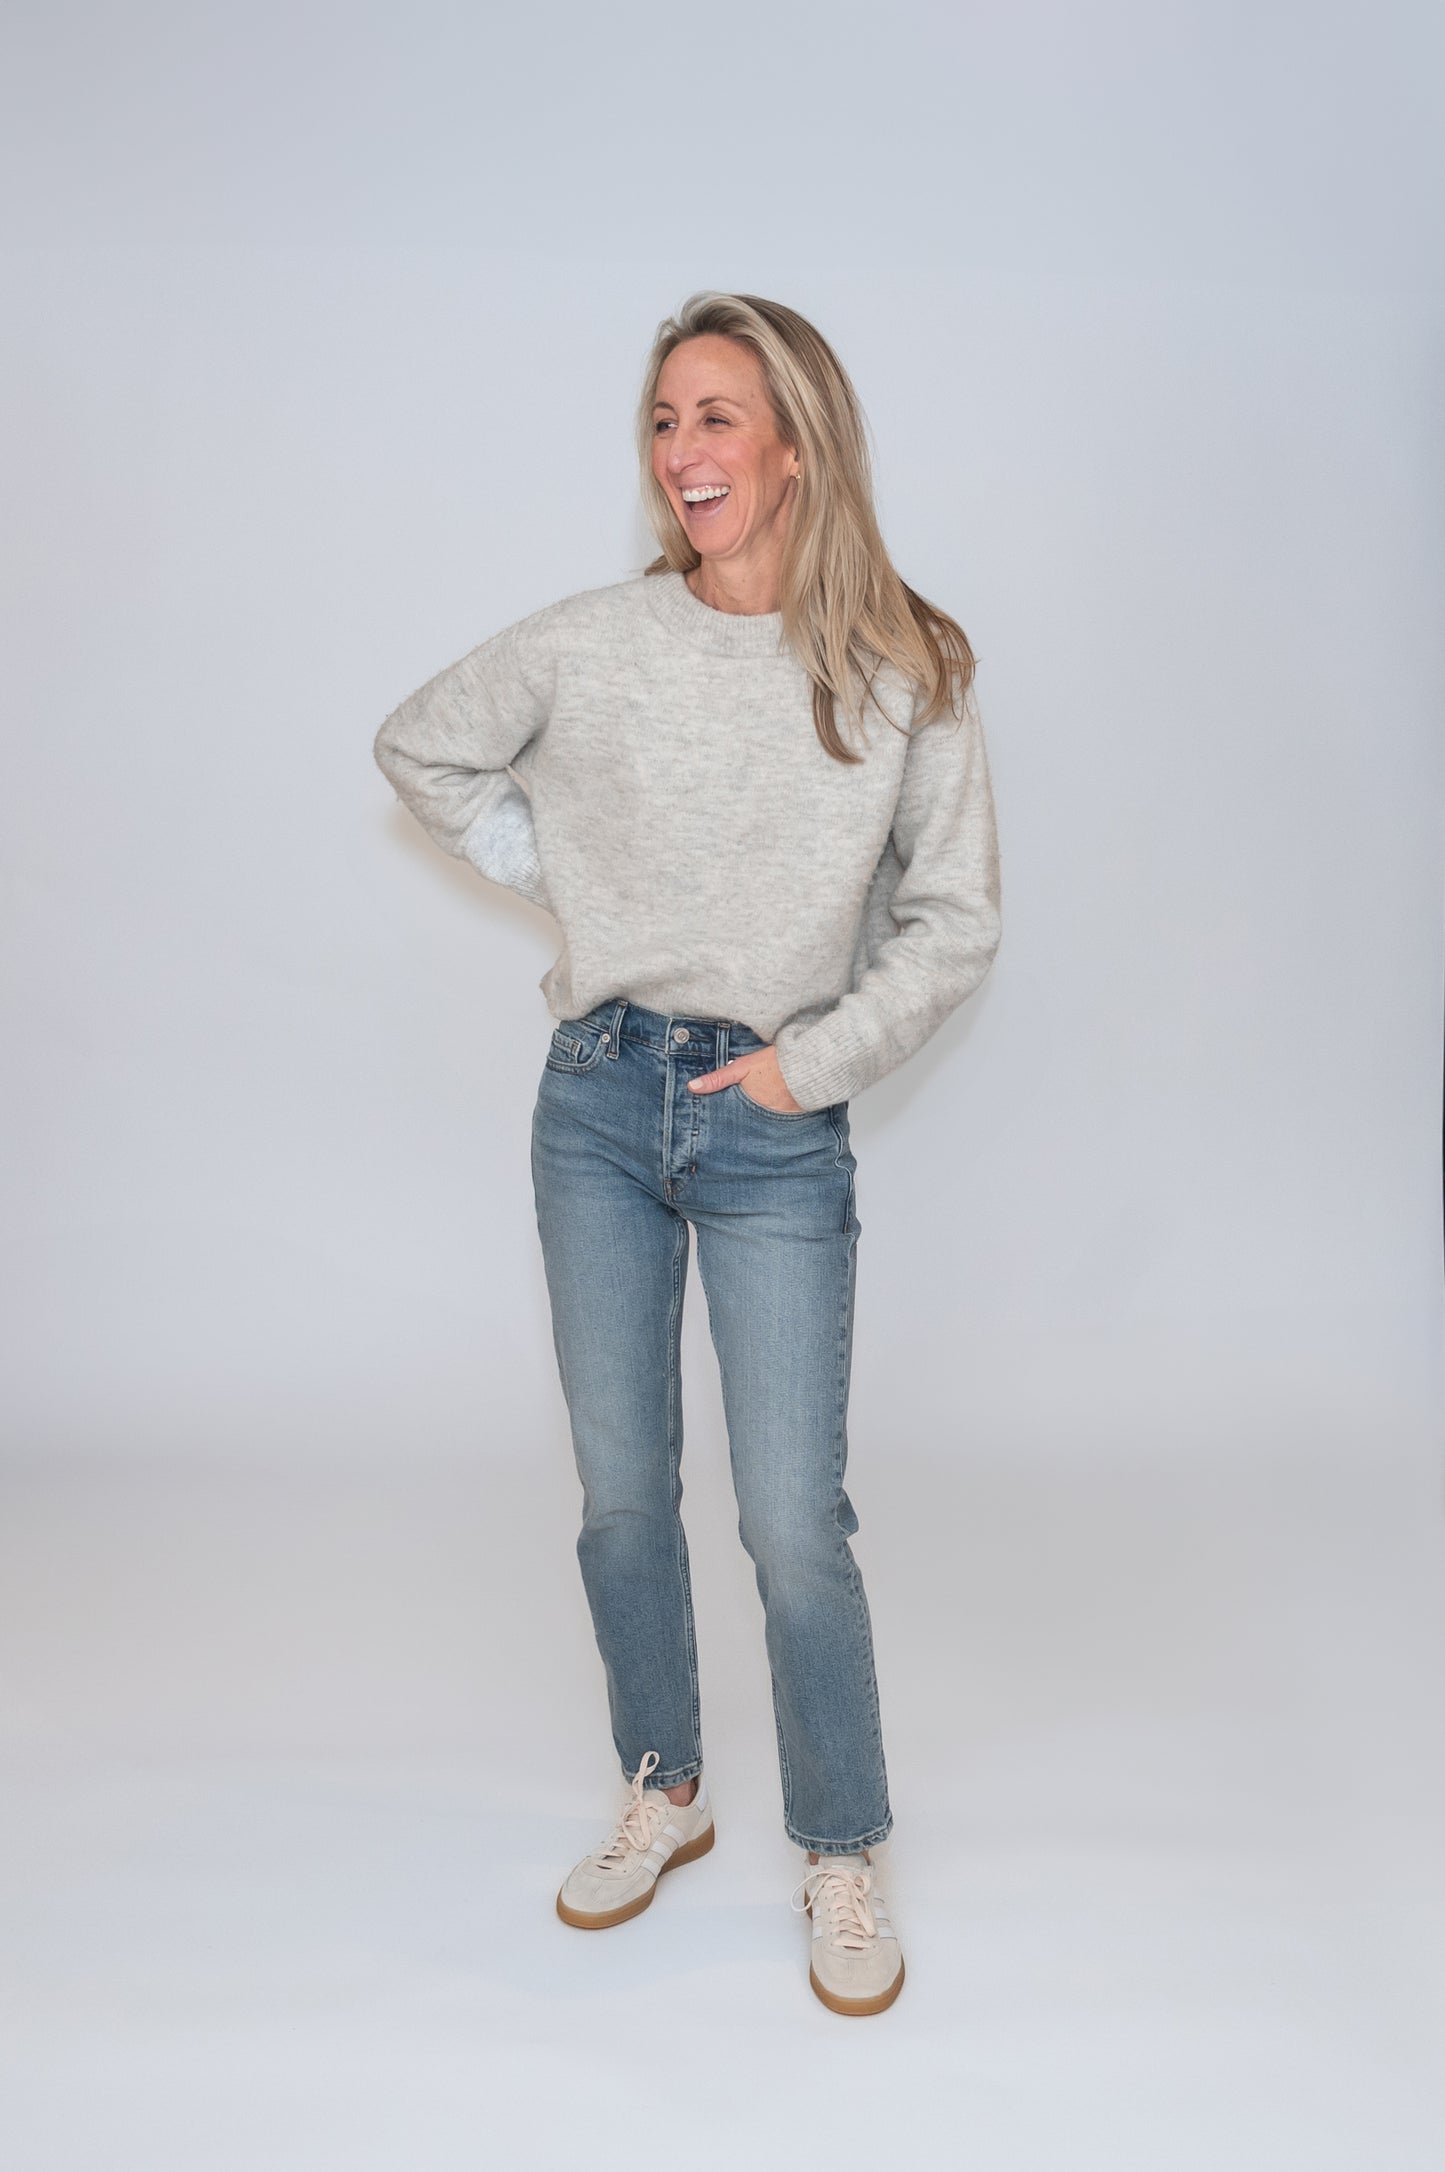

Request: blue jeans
left=530, top=997, right=893, bottom=1855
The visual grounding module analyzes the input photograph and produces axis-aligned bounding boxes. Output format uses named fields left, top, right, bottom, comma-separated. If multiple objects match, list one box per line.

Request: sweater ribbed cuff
left=460, top=798, right=552, bottom=912
left=771, top=1014, right=874, bottom=1112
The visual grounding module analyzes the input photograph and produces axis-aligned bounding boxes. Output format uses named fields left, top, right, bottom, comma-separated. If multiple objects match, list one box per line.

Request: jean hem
left=632, top=1759, right=704, bottom=1791
left=787, top=1815, right=894, bottom=1854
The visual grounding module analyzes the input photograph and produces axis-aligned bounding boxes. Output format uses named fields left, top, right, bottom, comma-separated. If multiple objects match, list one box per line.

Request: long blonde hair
left=637, top=291, right=976, bottom=765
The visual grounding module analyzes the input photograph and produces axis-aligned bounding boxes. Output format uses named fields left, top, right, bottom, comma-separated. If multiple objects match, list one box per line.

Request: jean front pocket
left=732, top=1080, right=823, bottom=1122
left=544, top=1016, right=611, bottom=1074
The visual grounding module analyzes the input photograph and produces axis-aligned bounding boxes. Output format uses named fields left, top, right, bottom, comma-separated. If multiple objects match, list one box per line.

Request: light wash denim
left=530, top=997, right=892, bottom=1855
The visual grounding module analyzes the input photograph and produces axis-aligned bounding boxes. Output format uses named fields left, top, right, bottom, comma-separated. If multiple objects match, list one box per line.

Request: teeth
left=680, top=486, right=730, bottom=502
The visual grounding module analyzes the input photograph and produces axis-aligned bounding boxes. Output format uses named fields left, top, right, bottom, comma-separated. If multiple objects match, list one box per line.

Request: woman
left=373, top=292, right=1001, bottom=2018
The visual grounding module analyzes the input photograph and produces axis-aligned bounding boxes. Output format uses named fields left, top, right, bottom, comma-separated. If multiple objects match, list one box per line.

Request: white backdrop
left=2, top=5, right=1443, bottom=2168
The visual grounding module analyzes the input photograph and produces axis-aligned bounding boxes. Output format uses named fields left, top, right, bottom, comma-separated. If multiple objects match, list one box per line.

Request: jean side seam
left=768, top=1664, right=796, bottom=1830
left=830, top=1179, right=890, bottom=1830
left=665, top=1208, right=703, bottom=1769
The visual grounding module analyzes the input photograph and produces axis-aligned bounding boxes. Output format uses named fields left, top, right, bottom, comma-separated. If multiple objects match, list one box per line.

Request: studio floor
left=3, top=1433, right=1443, bottom=2171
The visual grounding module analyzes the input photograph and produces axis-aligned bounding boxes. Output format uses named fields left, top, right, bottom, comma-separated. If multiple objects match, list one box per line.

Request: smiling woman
left=372, top=289, right=1001, bottom=2018
left=638, top=291, right=980, bottom=768
left=649, top=334, right=802, bottom=610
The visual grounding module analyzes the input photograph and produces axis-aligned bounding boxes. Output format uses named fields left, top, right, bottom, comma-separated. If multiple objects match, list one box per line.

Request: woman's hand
left=686, top=1043, right=804, bottom=1114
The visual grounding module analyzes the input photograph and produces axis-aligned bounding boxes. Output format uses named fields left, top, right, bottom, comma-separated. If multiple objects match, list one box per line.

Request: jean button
left=672, top=1026, right=690, bottom=1043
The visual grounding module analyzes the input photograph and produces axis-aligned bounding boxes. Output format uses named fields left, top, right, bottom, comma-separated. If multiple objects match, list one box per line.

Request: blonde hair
left=637, top=291, right=976, bottom=765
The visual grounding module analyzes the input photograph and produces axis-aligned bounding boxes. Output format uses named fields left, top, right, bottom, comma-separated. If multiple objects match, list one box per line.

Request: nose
left=665, top=422, right=703, bottom=475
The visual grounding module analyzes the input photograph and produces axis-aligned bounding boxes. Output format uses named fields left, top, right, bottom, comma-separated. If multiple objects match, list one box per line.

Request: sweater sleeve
left=771, top=698, right=1001, bottom=1110
left=372, top=612, right=556, bottom=912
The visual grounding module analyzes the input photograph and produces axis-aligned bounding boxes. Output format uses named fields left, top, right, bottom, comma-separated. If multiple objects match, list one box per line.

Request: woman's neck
left=685, top=552, right=782, bottom=618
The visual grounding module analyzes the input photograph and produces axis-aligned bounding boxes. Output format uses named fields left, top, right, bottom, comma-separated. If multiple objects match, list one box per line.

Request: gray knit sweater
left=373, top=569, right=1001, bottom=1112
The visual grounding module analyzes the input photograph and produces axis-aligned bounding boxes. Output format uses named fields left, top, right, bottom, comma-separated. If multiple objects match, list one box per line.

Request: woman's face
left=651, top=334, right=800, bottom=574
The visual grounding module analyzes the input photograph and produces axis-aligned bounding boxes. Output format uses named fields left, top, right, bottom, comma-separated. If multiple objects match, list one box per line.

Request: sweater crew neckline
left=642, top=568, right=788, bottom=659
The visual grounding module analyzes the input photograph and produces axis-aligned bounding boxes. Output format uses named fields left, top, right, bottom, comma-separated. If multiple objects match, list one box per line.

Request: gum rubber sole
left=555, top=1819, right=716, bottom=1929
left=808, top=1954, right=905, bottom=2015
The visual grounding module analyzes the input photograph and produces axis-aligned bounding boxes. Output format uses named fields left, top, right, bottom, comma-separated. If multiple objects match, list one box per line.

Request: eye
left=704, top=414, right=729, bottom=425
left=653, top=418, right=675, bottom=434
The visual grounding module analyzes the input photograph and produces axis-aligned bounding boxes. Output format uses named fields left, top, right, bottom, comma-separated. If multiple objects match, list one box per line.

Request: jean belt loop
left=716, top=1021, right=729, bottom=1072
left=604, top=999, right=625, bottom=1058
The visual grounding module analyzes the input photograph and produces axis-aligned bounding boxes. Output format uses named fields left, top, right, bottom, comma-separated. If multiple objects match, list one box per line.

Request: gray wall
left=2, top=2, right=1441, bottom=1468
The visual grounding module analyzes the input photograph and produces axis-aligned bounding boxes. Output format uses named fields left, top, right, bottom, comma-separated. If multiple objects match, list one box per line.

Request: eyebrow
left=652, top=393, right=744, bottom=411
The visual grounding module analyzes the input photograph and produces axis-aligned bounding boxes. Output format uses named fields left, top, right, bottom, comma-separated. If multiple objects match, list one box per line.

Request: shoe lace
left=592, top=1749, right=670, bottom=1871
left=789, top=1861, right=878, bottom=1951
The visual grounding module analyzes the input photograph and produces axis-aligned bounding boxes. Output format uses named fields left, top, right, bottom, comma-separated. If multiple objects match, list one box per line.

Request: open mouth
left=679, top=485, right=731, bottom=519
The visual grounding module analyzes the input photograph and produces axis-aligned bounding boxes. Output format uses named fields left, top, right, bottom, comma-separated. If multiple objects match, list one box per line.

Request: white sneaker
left=556, top=1750, right=715, bottom=1929
left=791, top=1851, right=905, bottom=2014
